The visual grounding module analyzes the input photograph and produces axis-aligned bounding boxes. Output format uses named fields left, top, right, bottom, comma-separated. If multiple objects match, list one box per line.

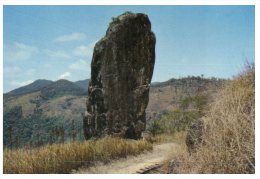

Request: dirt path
left=75, top=142, right=178, bottom=174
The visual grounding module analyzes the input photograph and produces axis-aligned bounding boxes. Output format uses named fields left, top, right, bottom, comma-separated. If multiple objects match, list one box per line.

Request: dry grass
left=173, top=65, right=255, bottom=173
left=3, top=137, right=152, bottom=174
left=150, top=132, right=187, bottom=145
left=5, top=91, right=40, bottom=116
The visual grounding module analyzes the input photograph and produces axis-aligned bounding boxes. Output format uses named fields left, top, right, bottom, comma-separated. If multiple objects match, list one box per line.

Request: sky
left=3, top=5, right=255, bottom=92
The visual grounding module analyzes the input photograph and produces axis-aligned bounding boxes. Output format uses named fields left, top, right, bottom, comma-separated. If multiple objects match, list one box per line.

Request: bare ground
left=74, top=142, right=179, bottom=174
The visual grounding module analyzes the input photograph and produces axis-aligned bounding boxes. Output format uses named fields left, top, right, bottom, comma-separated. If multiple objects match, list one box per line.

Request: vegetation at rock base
left=3, top=137, right=152, bottom=174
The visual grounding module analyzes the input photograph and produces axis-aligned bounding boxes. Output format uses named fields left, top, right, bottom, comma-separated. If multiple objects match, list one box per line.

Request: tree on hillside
left=8, top=126, right=13, bottom=149
left=70, top=119, right=76, bottom=142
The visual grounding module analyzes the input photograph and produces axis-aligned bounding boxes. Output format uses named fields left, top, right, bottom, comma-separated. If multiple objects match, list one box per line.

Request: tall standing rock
left=83, top=12, right=156, bottom=140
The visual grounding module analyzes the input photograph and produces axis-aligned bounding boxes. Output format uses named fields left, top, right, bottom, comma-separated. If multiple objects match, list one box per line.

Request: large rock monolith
left=83, top=12, right=156, bottom=140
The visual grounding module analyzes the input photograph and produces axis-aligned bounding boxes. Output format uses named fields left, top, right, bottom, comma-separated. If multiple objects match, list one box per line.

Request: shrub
left=148, top=120, right=164, bottom=136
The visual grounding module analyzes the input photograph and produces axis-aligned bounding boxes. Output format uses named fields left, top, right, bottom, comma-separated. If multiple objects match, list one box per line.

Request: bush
left=148, top=120, right=164, bottom=136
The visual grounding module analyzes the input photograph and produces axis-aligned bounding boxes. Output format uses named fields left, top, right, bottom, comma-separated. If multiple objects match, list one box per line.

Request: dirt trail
left=75, top=142, right=178, bottom=174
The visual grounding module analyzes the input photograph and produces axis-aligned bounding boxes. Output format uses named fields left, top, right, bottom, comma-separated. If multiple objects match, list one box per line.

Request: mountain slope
left=40, top=79, right=87, bottom=99
left=5, top=79, right=53, bottom=98
left=74, top=79, right=90, bottom=92
left=147, top=76, right=225, bottom=122
left=3, top=79, right=89, bottom=147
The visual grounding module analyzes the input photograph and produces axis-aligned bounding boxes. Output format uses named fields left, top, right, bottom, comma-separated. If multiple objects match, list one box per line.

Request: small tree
left=15, top=135, right=20, bottom=148
left=8, top=126, right=13, bottom=149
left=70, top=119, right=76, bottom=142
left=60, top=126, right=65, bottom=144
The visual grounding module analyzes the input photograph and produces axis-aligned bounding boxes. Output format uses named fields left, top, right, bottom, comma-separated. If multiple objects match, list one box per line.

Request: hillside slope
left=4, top=79, right=53, bottom=99
left=74, top=79, right=90, bottom=92
left=147, top=77, right=225, bottom=124
left=3, top=76, right=225, bottom=148
left=3, top=79, right=88, bottom=147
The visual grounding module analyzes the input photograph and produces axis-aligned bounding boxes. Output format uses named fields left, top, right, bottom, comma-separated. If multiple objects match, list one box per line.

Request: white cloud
left=43, top=49, right=71, bottom=59
left=9, top=42, right=39, bottom=60
left=11, top=80, right=34, bottom=87
left=69, top=59, right=90, bottom=70
left=58, top=72, right=71, bottom=79
left=55, top=32, right=86, bottom=43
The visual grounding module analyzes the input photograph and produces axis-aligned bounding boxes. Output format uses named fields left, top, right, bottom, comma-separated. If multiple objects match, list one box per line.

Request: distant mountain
left=40, top=79, right=87, bottom=100
left=5, top=79, right=54, bottom=97
left=151, top=76, right=225, bottom=88
left=74, top=79, right=90, bottom=92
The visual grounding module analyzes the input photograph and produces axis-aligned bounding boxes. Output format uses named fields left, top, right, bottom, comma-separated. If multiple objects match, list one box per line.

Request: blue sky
left=3, top=5, right=255, bottom=92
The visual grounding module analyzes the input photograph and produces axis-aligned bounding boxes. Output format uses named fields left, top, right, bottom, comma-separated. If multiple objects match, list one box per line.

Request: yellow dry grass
left=6, top=91, right=40, bottom=116
left=174, top=65, right=255, bottom=173
left=3, top=137, right=152, bottom=174
left=150, top=132, right=187, bottom=145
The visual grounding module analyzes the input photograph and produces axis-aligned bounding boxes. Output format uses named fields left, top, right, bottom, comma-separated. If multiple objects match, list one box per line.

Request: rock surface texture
left=83, top=12, right=156, bottom=140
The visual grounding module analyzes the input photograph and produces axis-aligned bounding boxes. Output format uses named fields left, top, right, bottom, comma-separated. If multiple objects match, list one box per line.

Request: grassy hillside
left=4, top=91, right=41, bottom=116
left=3, top=100, right=85, bottom=148
left=147, top=92, right=209, bottom=145
left=146, top=76, right=224, bottom=130
left=4, top=79, right=53, bottom=98
left=147, top=77, right=224, bottom=121
left=168, top=65, right=255, bottom=173
left=3, top=79, right=88, bottom=148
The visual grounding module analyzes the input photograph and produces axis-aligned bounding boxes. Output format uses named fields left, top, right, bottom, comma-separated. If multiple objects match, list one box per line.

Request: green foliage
left=3, top=106, right=85, bottom=148
left=180, top=94, right=208, bottom=115
left=3, top=78, right=88, bottom=149
left=148, top=94, right=208, bottom=135
left=40, top=79, right=86, bottom=100
left=148, top=120, right=164, bottom=136
left=4, top=80, right=53, bottom=98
